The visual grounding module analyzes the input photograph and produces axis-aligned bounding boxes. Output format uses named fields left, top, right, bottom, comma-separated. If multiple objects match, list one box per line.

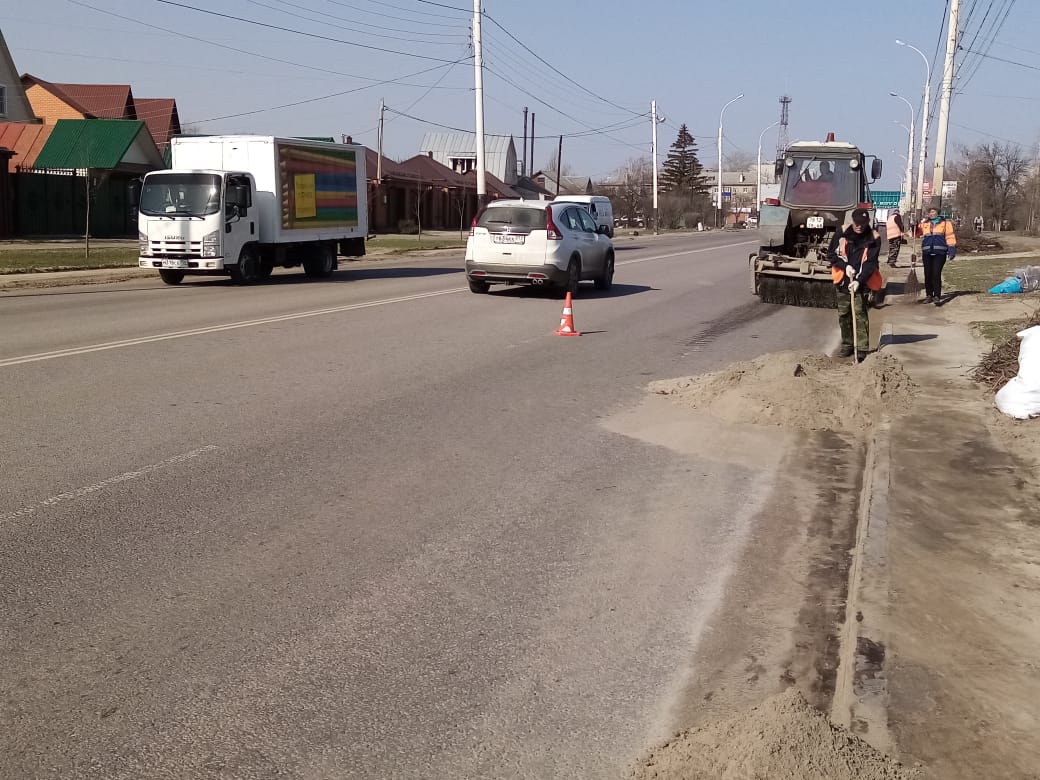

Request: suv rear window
left=477, top=206, right=545, bottom=230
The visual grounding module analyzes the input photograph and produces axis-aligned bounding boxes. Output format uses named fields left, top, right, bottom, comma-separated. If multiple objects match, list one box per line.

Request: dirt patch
left=633, top=687, right=919, bottom=780
left=649, top=351, right=915, bottom=436
left=956, top=233, right=1004, bottom=254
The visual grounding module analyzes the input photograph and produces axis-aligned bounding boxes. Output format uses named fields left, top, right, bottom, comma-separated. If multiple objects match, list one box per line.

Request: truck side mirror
left=871, top=159, right=883, bottom=181
left=128, top=179, right=142, bottom=209
left=774, top=160, right=783, bottom=178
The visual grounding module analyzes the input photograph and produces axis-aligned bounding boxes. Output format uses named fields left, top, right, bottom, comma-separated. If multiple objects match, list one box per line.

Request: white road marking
left=616, top=239, right=757, bottom=267
left=0, top=238, right=755, bottom=368
left=0, top=288, right=465, bottom=368
left=0, top=445, right=219, bottom=523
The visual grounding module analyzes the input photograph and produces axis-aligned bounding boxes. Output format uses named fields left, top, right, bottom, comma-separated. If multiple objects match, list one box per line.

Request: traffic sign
left=871, top=190, right=902, bottom=209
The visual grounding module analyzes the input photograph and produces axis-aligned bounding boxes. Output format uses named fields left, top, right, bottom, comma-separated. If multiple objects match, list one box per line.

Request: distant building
left=419, top=132, right=518, bottom=185
left=0, top=28, right=38, bottom=123
left=532, top=170, right=592, bottom=196
left=21, top=74, right=181, bottom=154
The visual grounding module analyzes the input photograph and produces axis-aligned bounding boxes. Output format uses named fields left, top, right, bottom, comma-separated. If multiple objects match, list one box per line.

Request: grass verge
left=0, top=248, right=141, bottom=273
left=944, top=252, right=1040, bottom=293
left=366, top=236, right=467, bottom=253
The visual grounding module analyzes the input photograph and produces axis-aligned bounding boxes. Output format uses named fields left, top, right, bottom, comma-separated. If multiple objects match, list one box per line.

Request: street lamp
left=756, top=120, right=781, bottom=219
left=716, top=93, right=744, bottom=228
left=890, top=92, right=915, bottom=213
left=896, top=39, right=931, bottom=216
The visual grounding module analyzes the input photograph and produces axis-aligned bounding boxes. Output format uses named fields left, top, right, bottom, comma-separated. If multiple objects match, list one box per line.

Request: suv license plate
left=806, top=216, right=825, bottom=229
left=161, top=258, right=189, bottom=269
left=492, top=234, right=525, bottom=244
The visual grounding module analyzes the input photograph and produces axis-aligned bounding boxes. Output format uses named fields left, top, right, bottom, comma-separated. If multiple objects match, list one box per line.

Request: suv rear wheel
left=557, top=258, right=580, bottom=298
left=468, top=278, right=490, bottom=294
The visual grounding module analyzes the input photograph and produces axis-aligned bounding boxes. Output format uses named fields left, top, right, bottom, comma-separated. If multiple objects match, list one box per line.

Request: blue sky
left=4, top=0, right=1038, bottom=189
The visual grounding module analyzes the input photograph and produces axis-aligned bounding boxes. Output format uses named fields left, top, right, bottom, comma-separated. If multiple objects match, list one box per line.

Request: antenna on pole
left=775, top=95, right=792, bottom=168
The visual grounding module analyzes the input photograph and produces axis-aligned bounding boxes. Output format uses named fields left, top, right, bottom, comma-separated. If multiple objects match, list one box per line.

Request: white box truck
left=133, top=135, right=368, bottom=285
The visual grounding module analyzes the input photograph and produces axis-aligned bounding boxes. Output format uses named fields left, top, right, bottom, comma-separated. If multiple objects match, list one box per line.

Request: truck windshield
left=139, top=173, right=222, bottom=217
left=782, top=157, right=860, bottom=207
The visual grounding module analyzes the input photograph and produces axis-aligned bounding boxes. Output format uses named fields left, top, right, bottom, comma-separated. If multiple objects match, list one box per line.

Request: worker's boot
left=838, top=345, right=855, bottom=358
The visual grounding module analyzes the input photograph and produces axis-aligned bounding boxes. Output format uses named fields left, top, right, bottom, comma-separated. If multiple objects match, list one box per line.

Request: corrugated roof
left=48, top=82, right=135, bottom=119
left=0, top=123, right=54, bottom=172
left=135, top=98, right=180, bottom=149
left=34, top=119, right=148, bottom=169
left=396, top=154, right=470, bottom=187
left=419, top=132, right=513, bottom=157
left=463, top=170, right=519, bottom=198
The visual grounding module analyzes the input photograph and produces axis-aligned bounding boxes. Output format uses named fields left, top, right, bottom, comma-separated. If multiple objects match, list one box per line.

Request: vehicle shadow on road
left=490, top=283, right=656, bottom=300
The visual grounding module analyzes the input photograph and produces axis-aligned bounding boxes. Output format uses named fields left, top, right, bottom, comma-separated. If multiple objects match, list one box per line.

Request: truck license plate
left=161, top=258, right=188, bottom=269
left=806, top=216, right=825, bottom=229
left=493, top=234, right=525, bottom=244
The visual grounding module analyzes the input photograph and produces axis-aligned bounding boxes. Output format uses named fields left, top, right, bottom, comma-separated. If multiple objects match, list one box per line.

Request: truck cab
left=136, top=169, right=256, bottom=285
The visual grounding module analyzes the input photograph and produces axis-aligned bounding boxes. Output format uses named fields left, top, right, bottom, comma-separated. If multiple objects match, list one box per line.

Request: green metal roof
left=33, top=119, right=146, bottom=169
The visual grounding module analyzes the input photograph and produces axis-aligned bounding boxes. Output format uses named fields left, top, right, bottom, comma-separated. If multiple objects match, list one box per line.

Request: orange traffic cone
left=554, top=292, right=581, bottom=336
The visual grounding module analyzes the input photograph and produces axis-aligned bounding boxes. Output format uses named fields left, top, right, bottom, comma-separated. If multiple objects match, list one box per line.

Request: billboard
left=278, top=144, right=359, bottom=230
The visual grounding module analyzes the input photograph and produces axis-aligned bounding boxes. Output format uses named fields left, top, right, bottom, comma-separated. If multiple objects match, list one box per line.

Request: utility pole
left=530, top=112, right=535, bottom=177
left=930, top=0, right=959, bottom=212
left=522, top=106, right=528, bottom=178
left=472, top=0, right=487, bottom=207
left=651, top=99, right=659, bottom=235
left=376, top=98, right=384, bottom=184
left=555, top=135, right=563, bottom=196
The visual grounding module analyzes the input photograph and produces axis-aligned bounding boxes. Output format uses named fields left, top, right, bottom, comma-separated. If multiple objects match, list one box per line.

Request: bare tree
left=953, top=142, right=1031, bottom=230
left=542, top=150, right=573, bottom=178
left=606, top=156, right=653, bottom=226
left=724, top=149, right=757, bottom=174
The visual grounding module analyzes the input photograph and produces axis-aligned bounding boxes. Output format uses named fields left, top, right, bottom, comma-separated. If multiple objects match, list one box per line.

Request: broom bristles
left=905, top=266, right=921, bottom=299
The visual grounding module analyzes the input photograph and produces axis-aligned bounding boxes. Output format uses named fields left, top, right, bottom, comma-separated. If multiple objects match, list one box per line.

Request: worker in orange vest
left=915, top=207, right=958, bottom=304
left=885, top=209, right=905, bottom=267
left=828, top=208, right=883, bottom=359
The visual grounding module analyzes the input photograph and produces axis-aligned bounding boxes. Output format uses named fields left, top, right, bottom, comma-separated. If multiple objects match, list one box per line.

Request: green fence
left=13, top=167, right=136, bottom=238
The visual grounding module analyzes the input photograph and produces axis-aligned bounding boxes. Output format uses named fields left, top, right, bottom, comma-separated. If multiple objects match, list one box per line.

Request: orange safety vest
left=831, top=235, right=884, bottom=290
left=886, top=213, right=902, bottom=240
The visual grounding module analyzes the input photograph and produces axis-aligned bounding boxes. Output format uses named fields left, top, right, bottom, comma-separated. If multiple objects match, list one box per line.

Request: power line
left=412, top=0, right=469, bottom=12
left=385, top=106, right=647, bottom=140
left=154, top=0, right=462, bottom=62
left=961, top=44, right=1040, bottom=71
left=320, top=0, right=465, bottom=26
left=67, top=1, right=469, bottom=92
left=186, top=59, right=469, bottom=125
left=482, top=64, right=645, bottom=153
left=481, top=12, right=644, bottom=118
left=242, top=0, right=468, bottom=41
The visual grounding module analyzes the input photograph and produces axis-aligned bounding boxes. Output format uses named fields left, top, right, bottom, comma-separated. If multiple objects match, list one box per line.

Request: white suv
left=465, top=199, right=615, bottom=296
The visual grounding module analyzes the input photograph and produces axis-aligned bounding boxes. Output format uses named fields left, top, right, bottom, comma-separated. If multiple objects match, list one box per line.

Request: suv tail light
left=546, top=206, right=562, bottom=240
left=470, top=208, right=487, bottom=236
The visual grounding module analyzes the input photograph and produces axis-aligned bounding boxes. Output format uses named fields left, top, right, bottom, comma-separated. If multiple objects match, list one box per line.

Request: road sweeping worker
left=827, top=208, right=882, bottom=359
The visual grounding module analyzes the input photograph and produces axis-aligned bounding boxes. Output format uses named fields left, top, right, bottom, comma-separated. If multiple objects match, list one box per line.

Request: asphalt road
left=0, top=231, right=836, bottom=779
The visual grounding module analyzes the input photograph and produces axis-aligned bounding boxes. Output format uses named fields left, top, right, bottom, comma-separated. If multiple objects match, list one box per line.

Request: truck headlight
left=202, top=229, right=220, bottom=257
left=139, top=231, right=148, bottom=255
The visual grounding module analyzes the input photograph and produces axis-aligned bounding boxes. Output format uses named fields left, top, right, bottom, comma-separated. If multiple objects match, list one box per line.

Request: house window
left=450, top=157, right=475, bottom=174
left=0, top=85, right=7, bottom=117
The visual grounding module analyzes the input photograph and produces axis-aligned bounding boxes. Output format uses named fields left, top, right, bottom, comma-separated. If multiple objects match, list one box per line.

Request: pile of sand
left=649, top=351, right=915, bottom=435
left=633, top=688, right=919, bottom=780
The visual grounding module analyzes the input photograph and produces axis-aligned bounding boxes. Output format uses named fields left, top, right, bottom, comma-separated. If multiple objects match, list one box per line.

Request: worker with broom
left=827, top=208, right=883, bottom=361
left=916, top=207, right=958, bottom=304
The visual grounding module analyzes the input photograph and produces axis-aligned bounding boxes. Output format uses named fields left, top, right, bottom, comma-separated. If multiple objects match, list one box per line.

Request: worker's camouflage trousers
left=836, top=289, right=870, bottom=351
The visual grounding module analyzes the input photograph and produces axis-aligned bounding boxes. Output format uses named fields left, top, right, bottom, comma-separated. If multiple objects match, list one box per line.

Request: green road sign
left=871, top=191, right=903, bottom=209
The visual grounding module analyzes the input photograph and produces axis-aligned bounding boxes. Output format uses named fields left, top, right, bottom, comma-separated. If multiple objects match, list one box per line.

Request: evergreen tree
left=660, top=124, right=708, bottom=195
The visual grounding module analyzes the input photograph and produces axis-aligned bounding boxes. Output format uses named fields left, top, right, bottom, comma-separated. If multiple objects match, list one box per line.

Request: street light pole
left=756, top=120, right=780, bottom=218
left=896, top=40, right=931, bottom=218
left=890, top=93, right=915, bottom=213
left=716, top=93, right=744, bottom=228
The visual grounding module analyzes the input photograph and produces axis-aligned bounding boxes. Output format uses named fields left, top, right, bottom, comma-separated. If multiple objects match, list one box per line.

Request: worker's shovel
left=850, top=285, right=860, bottom=364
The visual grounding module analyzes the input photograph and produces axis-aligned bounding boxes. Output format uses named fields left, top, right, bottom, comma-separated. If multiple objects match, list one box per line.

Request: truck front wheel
left=229, top=247, right=259, bottom=284
left=159, top=270, right=185, bottom=285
